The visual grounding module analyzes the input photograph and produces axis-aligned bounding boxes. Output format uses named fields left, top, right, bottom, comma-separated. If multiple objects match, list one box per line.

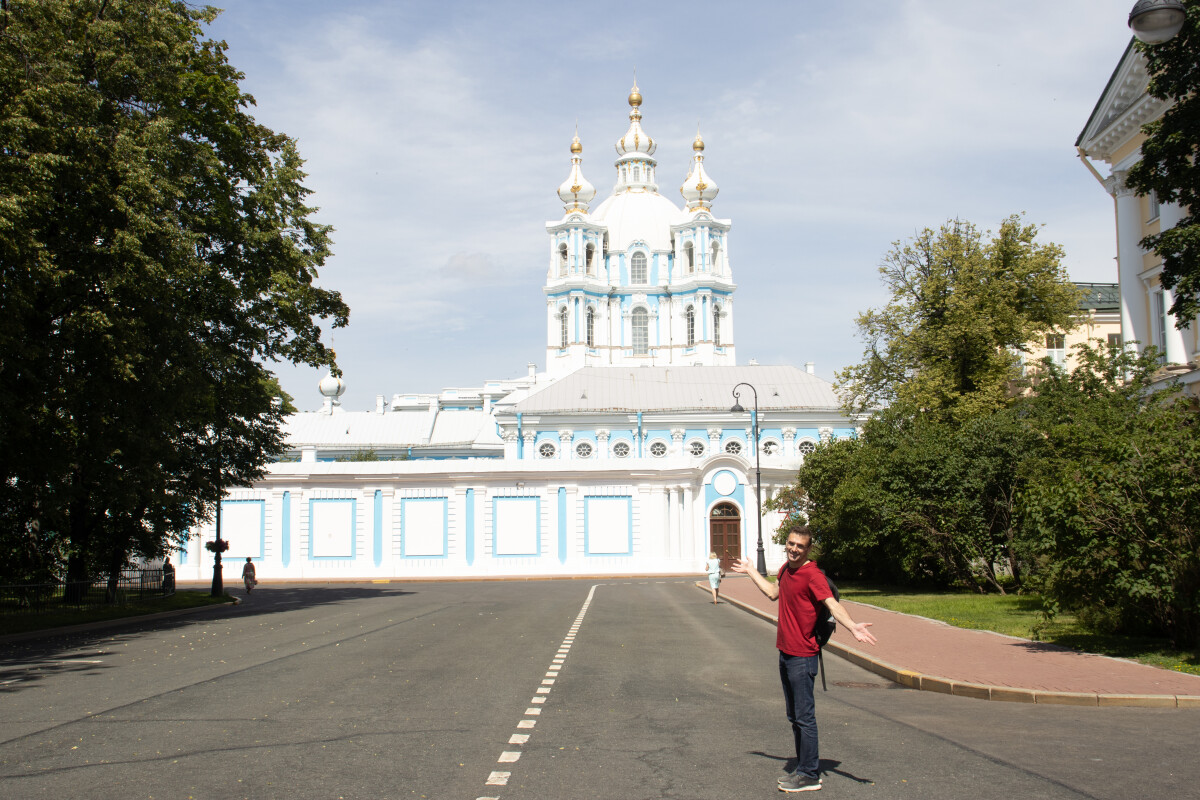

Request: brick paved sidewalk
left=712, top=575, right=1200, bottom=706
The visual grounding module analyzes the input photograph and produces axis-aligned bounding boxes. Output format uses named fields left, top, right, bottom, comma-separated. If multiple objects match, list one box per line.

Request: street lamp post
left=731, top=382, right=767, bottom=576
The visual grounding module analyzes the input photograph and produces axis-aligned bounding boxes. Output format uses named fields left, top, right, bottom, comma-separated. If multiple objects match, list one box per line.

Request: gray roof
left=509, top=365, right=841, bottom=414
left=1075, top=282, right=1120, bottom=313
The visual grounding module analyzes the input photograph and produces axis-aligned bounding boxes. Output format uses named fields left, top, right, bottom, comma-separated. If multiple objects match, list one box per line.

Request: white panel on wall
left=311, top=499, right=355, bottom=558
left=222, top=501, right=263, bottom=558
left=586, top=496, right=631, bottom=555
left=495, top=497, right=539, bottom=556
left=403, top=498, right=446, bottom=557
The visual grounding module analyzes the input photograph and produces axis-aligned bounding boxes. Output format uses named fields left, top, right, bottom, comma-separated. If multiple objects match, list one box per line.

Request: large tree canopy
left=835, top=216, right=1080, bottom=422
left=0, top=1, right=349, bottom=583
left=1126, top=0, right=1200, bottom=324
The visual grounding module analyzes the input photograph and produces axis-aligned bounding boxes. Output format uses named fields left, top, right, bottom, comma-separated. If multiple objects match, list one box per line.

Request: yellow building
left=1023, top=283, right=1121, bottom=376
left=1076, top=40, right=1200, bottom=395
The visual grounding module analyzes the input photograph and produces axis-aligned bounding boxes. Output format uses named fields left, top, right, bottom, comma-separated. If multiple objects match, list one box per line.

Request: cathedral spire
left=613, top=81, right=658, bottom=193
left=557, top=130, right=596, bottom=213
left=680, top=129, right=719, bottom=211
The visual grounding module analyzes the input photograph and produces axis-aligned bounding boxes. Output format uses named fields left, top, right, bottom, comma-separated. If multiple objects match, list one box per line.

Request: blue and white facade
left=174, top=86, right=859, bottom=582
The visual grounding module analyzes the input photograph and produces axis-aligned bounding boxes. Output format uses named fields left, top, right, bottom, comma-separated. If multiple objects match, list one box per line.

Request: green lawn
left=838, top=583, right=1199, bottom=676
left=0, top=591, right=235, bottom=636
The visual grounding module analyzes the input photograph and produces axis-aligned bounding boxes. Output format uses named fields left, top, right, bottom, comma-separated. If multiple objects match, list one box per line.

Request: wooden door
left=709, top=502, right=742, bottom=572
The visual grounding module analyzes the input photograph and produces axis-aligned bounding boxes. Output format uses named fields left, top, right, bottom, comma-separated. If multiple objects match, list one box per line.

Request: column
left=1110, top=172, right=1151, bottom=353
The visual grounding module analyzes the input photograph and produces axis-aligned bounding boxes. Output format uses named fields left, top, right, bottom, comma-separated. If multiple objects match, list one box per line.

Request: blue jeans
left=779, top=652, right=819, bottom=779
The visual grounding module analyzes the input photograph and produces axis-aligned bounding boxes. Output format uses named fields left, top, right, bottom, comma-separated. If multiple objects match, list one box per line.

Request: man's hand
left=730, top=558, right=755, bottom=575
left=848, top=621, right=877, bottom=646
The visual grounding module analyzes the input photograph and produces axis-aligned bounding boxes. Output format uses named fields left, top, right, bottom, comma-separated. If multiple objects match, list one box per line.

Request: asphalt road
left=1, top=580, right=1196, bottom=799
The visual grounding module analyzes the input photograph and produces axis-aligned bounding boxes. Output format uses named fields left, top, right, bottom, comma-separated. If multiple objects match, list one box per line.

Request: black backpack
left=813, top=571, right=839, bottom=647
left=814, top=571, right=839, bottom=690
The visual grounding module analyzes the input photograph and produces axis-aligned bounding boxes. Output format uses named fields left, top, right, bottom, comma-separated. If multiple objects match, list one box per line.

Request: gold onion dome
left=557, top=133, right=596, bottom=213
left=616, top=80, right=656, bottom=156
left=680, top=128, right=718, bottom=211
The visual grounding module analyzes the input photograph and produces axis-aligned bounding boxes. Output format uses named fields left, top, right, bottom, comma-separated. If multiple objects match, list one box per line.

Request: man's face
left=784, top=533, right=812, bottom=567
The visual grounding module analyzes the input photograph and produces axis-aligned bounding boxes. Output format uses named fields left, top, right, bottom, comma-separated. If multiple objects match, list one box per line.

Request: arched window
left=631, top=307, right=649, bottom=355
left=585, top=243, right=596, bottom=275
left=630, top=252, right=647, bottom=284
left=586, top=307, right=595, bottom=347
left=559, top=307, right=569, bottom=349
left=711, top=241, right=721, bottom=273
left=686, top=305, right=695, bottom=346
left=684, top=242, right=694, bottom=273
left=558, top=243, right=568, bottom=276
left=713, top=304, right=721, bottom=346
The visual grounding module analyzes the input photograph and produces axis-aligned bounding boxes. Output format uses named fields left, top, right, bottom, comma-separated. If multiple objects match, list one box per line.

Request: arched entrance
left=709, top=502, right=741, bottom=572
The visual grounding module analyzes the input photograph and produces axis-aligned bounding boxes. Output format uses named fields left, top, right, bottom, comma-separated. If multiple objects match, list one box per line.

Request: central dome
left=590, top=190, right=682, bottom=252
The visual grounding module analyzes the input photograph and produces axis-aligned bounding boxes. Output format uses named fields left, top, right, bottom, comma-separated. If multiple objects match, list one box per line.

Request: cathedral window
left=684, top=242, right=694, bottom=273
left=712, top=305, right=721, bottom=346
left=631, top=307, right=649, bottom=355
left=688, top=440, right=706, bottom=458
left=686, top=306, right=695, bottom=346
left=586, top=243, right=596, bottom=275
left=649, top=441, right=667, bottom=458
left=575, top=442, right=593, bottom=459
left=613, top=441, right=631, bottom=458
left=558, top=243, right=568, bottom=275
left=630, top=252, right=647, bottom=284
left=711, top=241, right=720, bottom=273
left=724, top=440, right=742, bottom=455
left=586, top=307, right=595, bottom=347
left=559, top=307, right=569, bottom=349
left=539, top=441, right=557, bottom=459
left=798, top=440, right=816, bottom=455
left=762, top=440, right=779, bottom=456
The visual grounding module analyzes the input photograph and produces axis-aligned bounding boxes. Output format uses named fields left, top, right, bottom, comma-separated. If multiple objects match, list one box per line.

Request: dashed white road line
left=476, top=583, right=600, bottom=800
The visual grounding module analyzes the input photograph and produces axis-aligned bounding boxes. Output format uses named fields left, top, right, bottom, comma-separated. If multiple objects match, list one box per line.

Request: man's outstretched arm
left=731, top=558, right=778, bottom=601
left=825, top=597, right=877, bottom=645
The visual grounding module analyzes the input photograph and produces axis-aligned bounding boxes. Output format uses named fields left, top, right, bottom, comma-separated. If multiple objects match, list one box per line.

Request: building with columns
left=1077, top=41, right=1200, bottom=395
left=172, top=86, right=857, bottom=582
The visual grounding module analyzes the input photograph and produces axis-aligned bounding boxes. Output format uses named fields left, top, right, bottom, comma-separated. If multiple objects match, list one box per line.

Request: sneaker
left=779, top=773, right=821, bottom=793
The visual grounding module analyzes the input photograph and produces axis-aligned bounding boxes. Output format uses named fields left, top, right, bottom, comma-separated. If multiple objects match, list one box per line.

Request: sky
left=206, top=0, right=1140, bottom=411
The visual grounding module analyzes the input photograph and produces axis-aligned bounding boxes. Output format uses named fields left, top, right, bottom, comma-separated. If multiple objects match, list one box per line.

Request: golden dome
left=628, top=80, right=642, bottom=108
left=693, top=132, right=705, bottom=152
left=570, top=134, right=582, bottom=155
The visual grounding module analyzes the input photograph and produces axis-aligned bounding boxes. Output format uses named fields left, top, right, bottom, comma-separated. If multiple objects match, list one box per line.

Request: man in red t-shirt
left=733, top=526, right=877, bottom=793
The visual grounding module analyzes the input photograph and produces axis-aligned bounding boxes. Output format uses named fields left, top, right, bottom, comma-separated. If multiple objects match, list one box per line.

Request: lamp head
left=730, top=402, right=745, bottom=414
left=1129, top=0, right=1187, bottom=44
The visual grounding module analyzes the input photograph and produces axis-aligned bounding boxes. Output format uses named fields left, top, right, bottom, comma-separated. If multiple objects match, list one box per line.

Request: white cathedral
left=175, top=85, right=859, bottom=582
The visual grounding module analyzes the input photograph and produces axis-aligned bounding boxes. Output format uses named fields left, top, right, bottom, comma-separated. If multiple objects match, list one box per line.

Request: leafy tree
left=0, top=1, right=349, bottom=586
left=1020, top=342, right=1200, bottom=648
left=836, top=216, right=1080, bottom=423
left=1126, top=1, right=1200, bottom=323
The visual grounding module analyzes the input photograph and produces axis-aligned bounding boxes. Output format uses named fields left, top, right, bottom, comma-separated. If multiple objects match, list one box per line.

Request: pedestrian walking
left=242, top=557, right=257, bottom=593
left=732, top=526, right=877, bottom=793
left=161, top=556, right=175, bottom=594
left=705, top=551, right=724, bottom=604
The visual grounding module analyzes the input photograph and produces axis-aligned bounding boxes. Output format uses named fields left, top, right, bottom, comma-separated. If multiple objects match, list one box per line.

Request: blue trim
left=466, top=489, right=476, bottom=566
left=583, top=495, right=634, bottom=556
left=517, top=413, right=523, bottom=458
left=557, top=487, right=567, bottom=563
left=492, top=496, right=542, bottom=557
left=373, top=489, right=383, bottom=567
left=308, top=498, right=357, bottom=561
left=400, top=497, right=449, bottom=558
left=637, top=411, right=644, bottom=457
left=281, top=491, right=291, bottom=568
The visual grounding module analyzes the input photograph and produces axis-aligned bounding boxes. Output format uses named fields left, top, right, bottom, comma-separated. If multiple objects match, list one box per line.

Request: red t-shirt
left=776, top=560, right=833, bottom=657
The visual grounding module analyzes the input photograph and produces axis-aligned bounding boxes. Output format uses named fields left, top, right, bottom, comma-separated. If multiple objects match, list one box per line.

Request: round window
left=613, top=441, right=631, bottom=458
left=576, top=442, right=593, bottom=458
left=649, top=441, right=667, bottom=457
left=724, top=440, right=742, bottom=455
left=798, top=441, right=816, bottom=454
left=762, top=440, right=778, bottom=455
left=688, top=440, right=706, bottom=457
left=538, top=442, right=557, bottom=458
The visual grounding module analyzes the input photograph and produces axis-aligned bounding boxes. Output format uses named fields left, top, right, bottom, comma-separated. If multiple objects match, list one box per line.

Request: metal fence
left=0, top=569, right=173, bottom=615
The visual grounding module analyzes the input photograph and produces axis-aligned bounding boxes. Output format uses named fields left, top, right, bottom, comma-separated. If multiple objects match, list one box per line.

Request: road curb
left=698, top=581, right=1200, bottom=709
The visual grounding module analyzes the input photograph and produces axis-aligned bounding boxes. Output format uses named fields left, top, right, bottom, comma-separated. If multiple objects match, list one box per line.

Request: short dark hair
left=786, top=526, right=813, bottom=542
